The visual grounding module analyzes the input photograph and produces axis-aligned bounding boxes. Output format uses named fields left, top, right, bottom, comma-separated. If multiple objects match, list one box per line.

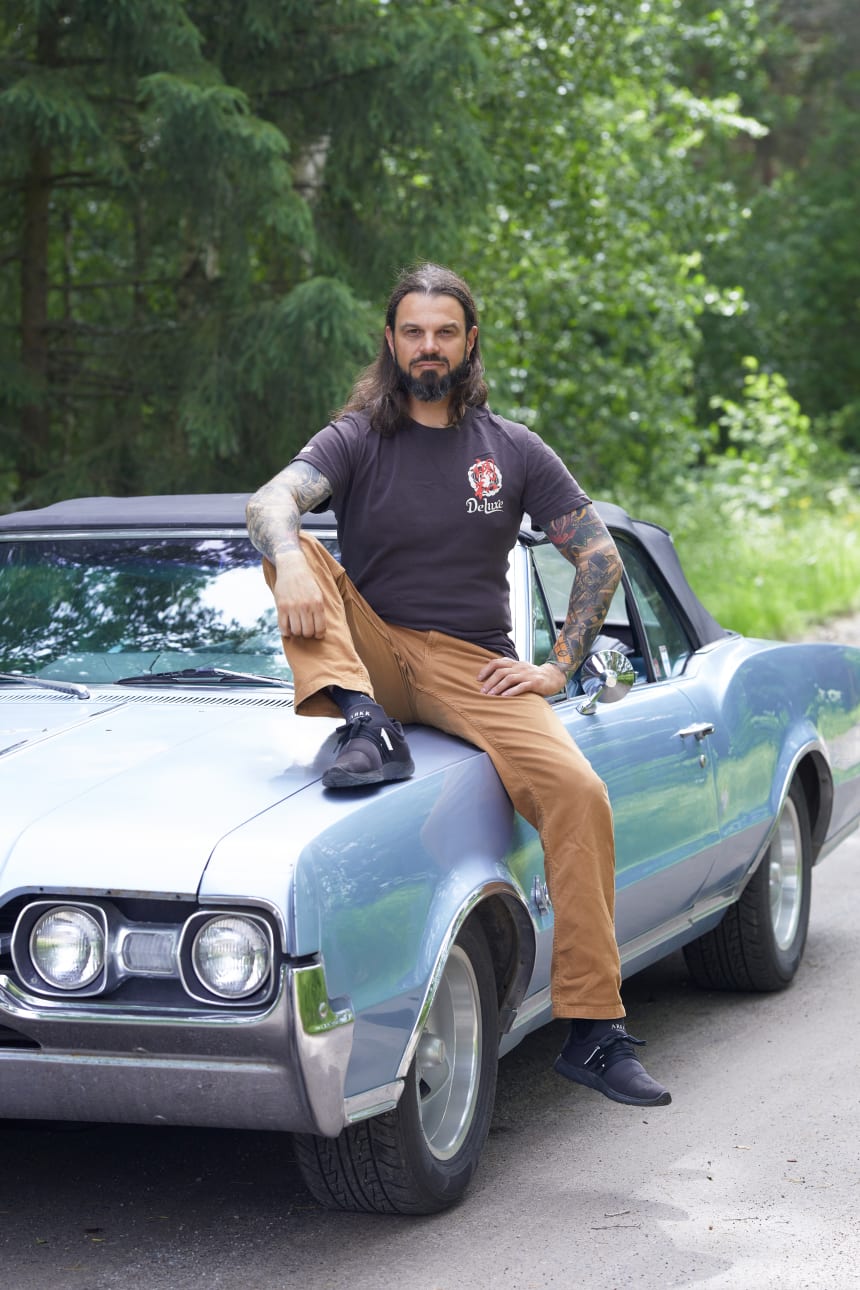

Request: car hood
left=0, top=691, right=340, bottom=899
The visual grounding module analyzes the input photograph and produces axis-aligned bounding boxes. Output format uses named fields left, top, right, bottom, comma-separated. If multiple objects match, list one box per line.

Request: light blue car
left=1, top=494, right=858, bottom=1214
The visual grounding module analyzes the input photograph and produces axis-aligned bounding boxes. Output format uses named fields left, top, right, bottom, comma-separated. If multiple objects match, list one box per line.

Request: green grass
left=665, top=503, right=860, bottom=640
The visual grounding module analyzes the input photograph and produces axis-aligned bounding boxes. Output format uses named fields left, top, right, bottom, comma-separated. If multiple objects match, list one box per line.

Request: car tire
left=683, top=779, right=812, bottom=992
left=293, top=919, right=499, bottom=1215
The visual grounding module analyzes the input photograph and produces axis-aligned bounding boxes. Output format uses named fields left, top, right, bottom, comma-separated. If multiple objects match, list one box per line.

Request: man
left=246, top=263, right=670, bottom=1108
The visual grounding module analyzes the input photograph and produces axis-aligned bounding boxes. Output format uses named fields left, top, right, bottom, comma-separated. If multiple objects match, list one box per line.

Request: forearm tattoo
left=544, top=506, right=623, bottom=676
left=245, top=461, right=332, bottom=563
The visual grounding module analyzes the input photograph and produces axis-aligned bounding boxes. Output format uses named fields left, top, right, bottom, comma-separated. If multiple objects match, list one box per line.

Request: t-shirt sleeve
left=290, top=417, right=361, bottom=511
left=522, top=430, right=591, bottom=528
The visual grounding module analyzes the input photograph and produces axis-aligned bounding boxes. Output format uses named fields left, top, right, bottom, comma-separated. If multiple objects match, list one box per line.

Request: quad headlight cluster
left=12, top=900, right=276, bottom=1005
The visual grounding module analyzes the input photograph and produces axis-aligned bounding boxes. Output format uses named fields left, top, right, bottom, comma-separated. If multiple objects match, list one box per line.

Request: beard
left=396, top=352, right=472, bottom=403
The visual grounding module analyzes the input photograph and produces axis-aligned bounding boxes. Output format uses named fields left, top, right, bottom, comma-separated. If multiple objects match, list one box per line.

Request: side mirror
left=576, top=649, right=635, bottom=715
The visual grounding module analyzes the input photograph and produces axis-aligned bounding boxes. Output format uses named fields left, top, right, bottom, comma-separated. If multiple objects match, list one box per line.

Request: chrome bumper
left=0, top=962, right=354, bottom=1137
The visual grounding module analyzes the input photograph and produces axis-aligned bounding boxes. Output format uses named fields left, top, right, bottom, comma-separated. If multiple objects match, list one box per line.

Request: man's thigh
left=398, top=630, right=594, bottom=796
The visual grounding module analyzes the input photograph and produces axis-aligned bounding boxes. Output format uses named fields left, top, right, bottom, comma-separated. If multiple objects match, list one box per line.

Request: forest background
left=1, top=0, right=858, bottom=637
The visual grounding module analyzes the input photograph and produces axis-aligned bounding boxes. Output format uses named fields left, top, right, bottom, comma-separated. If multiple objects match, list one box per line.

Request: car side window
left=532, top=533, right=693, bottom=683
left=615, top=536, right=693, bottom=679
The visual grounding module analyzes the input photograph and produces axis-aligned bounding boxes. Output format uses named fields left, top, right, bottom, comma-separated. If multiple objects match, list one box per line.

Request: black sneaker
left=554, top=1021, right=671, bottom=1107
left=322, top=714, right=415, bottom=789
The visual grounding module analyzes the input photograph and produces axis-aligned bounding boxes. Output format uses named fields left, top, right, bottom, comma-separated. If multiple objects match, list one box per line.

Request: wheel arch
left=395, top=882, right=536, bottom=1084
left=470, top=890, right=537, bottom=1035
left=794, top=749, right=833, bottom=861
left=744, top=741, right=834, bottom=892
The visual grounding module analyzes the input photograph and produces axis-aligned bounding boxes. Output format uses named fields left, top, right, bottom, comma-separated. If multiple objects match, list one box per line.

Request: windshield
left=0, top=533, right=332, bottom=686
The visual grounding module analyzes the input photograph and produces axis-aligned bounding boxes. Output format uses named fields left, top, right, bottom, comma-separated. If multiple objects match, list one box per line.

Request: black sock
left=570, top=1018, right=623, bottom=1042
left=328, top=687, right=387, bottom=723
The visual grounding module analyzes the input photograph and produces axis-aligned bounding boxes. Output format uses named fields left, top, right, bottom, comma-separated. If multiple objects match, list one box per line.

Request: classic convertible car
left=1, top=494, right=858, bottom=1214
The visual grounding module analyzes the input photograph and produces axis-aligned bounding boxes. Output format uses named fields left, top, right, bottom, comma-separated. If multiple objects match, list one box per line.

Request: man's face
left=386, top=292, right=478, bottom=403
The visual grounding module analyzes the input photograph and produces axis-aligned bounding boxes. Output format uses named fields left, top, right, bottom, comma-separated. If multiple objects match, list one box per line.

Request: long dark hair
left=338, top=264, right=489, bottom=436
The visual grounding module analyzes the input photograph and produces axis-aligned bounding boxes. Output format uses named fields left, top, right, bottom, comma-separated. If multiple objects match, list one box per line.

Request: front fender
left=292, top=752, right=539, bottom=1101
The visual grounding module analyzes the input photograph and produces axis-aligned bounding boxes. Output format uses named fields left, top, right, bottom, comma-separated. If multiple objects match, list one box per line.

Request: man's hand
left=272, top=552, right=327, bottom=639
left=477, top=657, right=567, bottom=698
left=246, top=460, right=334, bottom=640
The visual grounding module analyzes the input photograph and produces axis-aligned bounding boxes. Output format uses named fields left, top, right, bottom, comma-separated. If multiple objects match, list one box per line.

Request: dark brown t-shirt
left=293, top=406, right=589, bottom=657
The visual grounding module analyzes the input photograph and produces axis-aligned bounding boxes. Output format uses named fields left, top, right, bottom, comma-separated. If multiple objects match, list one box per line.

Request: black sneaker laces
left=584, top=1029, right=647, bottom=1074
left=333, top=715, right=394, bottom=758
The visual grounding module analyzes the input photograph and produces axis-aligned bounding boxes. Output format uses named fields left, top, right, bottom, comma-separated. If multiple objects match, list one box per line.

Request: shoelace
left=584, top=1029, right=646, bottom=1074
left=333, top=715, right=395, bottom=757
left=333, top=714, right=372, bottom=749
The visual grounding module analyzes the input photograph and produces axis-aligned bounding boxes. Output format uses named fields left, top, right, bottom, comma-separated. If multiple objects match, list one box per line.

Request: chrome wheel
left=415, top=944, right=482, bottom=1161
left=769, top=794, right=803, bottom=951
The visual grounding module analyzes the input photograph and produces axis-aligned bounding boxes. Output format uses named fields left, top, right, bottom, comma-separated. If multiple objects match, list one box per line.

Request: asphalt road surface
left=2, top=827, right=859, bottom=1290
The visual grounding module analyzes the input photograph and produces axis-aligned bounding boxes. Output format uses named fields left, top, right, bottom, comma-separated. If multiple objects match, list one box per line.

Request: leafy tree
left=461, top=0, right=766, bottom=501
left=684, top=0, right=860, bottom=453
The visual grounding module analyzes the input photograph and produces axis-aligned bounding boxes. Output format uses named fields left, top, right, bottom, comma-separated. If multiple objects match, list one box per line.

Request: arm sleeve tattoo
left=245, top=461, right=333, bottom=563
left=544, top=505, right=623, bottom=677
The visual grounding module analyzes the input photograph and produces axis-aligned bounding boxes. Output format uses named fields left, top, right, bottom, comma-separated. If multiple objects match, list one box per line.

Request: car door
left=531, top=537, right=723, bottom=948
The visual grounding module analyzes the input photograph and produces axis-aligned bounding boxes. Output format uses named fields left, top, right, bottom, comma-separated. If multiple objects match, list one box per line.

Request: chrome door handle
left=675, top=722, right=716, bottom=741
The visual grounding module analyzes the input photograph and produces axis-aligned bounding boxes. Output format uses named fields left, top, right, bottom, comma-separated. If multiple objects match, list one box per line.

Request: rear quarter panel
left=685, top=636, right=860, bottom=894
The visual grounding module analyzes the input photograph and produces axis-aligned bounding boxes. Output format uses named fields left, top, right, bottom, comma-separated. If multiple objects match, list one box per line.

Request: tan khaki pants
left=264, top=535, right=623, bottom=1019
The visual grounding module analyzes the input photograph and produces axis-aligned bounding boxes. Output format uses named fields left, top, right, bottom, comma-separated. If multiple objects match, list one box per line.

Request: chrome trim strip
left=395, top=880, right=533, bottom=1082
left=618, top=891, right=736, bottom=967
left=816, top=816, right=859, bottom=863
left=0, top=527, right=252, bottom=542
left=343, top=1081, right=404, bottom=1123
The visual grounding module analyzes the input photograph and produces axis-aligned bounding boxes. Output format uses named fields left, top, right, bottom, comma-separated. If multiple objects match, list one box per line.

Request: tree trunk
left=19, top=19, right=57, bottom=482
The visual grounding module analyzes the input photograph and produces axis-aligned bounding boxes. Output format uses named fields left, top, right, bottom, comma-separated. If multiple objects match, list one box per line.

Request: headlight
left=30, top=906, right=105, bottom=990
left=191, top=916, right=270, bottom=999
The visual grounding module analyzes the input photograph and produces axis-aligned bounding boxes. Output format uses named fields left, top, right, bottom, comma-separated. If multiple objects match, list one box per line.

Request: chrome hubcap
left=415, top=945, right=482, bottom=1161
left=769, top=796, right=803, bottom=951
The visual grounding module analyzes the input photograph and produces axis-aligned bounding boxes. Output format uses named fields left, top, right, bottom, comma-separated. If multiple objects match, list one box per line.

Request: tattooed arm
left=246, top=461, right=333, bottom=639
left=544, top=505, right=623, bottom=677
left=477, top=505, right=622, bottom=698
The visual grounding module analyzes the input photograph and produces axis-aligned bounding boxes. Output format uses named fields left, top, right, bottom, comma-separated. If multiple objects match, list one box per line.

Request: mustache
left=410, top=354, right=449, bottom=368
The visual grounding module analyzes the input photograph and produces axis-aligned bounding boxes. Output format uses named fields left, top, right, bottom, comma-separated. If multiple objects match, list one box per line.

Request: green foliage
left=669, top=500, right=860, bottom=640
left=0, top=0, right=856, bottom=651
left=460, top=0, right=769, bottom=498
left=703, top=358, right=819, bottom=518
left=689, top=0, right=860, bottom=453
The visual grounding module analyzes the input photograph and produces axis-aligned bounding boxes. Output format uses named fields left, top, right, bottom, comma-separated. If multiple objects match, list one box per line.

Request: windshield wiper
left=0, top=671, right=91, bottom=699
left=116, top=666, right=293, bottom=689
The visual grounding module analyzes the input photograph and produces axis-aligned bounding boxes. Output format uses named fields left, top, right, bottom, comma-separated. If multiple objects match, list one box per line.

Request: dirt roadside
left=798, top=610, right=860, bottom=646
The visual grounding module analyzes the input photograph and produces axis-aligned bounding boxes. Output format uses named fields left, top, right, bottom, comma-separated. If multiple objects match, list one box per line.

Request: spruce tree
left=0, top=1, right=486, bottom=507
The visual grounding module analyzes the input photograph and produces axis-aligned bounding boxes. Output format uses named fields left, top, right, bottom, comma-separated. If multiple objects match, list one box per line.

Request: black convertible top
left=0, top=493, right=728, bottom=647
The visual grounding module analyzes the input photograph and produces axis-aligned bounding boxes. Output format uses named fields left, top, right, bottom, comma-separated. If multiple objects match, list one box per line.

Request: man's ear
left=384, top=325, right=395, bottom=358
left=467, top=325, right=478, bottom=359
